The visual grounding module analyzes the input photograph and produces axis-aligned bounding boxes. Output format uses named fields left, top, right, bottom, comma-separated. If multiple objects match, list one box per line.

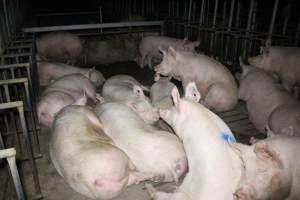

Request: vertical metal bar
left=267, top=0, right=279, bottom=45
left=222, top=1, right=227, bottom=26
left=227, top=0, right=235, bottom=31
left=188, top=0, right=193, bottom=23
left=197, top=0, right=205, bottom=39
left=242, top=0, right=254, bottom=59
left=5, top=148, right=25, bottom=200
left=3, top=0, right=11, bottom=37
left=210, top=0, right=218, bottom=53
left=282, top=4, right=291, bottom=35
left=17, top=105, right=42, bottom=198
left=235, top=1, right=240, bottom=27
left=177, top=0, right=179, bottom=17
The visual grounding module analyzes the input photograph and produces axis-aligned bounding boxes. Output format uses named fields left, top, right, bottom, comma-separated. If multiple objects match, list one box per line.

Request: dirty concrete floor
left=2, top=61, right=263, bottom=200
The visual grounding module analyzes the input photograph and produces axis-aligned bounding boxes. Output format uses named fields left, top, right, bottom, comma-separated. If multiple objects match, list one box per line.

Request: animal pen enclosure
left=0, top=0, right=300, bottom=199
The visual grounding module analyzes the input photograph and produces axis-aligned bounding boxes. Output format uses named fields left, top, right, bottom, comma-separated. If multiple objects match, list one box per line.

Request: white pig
left=102, top=74, right=159, bottom=124
left=248, top=45, right=300, bottom=93
left=38, top=61, right=105, bottom=87
left=138, top=36, right=200, bottom=68
left=155, top=47, right=238, bottom=112
left=147, top=83, right=242, bottom=200
left=94, top=102, right=188, bottom=183
left=36, top=32, right=82, bottom=65
left=232, top=135, right=300, bottom=200
left=238, top=61, right=299, bottom=133
left=50, top=105, right=160, bottom=199
left=38, top=74, right=101, bottom=127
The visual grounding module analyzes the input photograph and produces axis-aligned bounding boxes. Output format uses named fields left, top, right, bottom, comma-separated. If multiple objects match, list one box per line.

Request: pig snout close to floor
left=36, top=31, right=83, bottom=65
left=154, top=47, right=238, bottom=112
left=37, top=61, right=105, bottom=87
left=138, top=36, right=200, bottom=69
left=94, top=102, right=187, bottom=183
left=50, top=105, right=161, bottom=200
left=147, top=82, right=244, bottom=200
left=102, top=74, right=159, bottom=124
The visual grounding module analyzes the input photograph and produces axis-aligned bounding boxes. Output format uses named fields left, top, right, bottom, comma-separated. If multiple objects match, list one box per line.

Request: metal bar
left=235, top=1, right=240, bottom=27
left=242, top=0, right=255, bottom=59
left=22, top=21, right=164, bottom=33
left=227, top=0, right=235, bottom=31
left=282, top=4, right=291, bottom=35
left=294, top=18, right=300, bottom=46
left=17, top=106, right=42, bottom=198
left=0, top=148, right=25, bottom=200
left=35, top=11, right=99, bottom=17
left=267, top=0, right=279, bottom=44
left=3, top=0, right=11, bottom=36
left=210, top=0, right=219, bottom=53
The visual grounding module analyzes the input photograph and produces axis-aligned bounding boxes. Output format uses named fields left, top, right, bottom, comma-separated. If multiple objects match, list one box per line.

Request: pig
left=138, top=36, right=200, bottom=68
left=155, top=47, right=238, bottom=112
left=50, top=105, right=161, bottom=199
left=37, top=91, right=87, bottom=127
left=150, top=74, right=175, bottom=132
left=82, top=38, right=139, bottom=65
left=238, top=60, right=299, bottom=133
left=248, top=45, right=300, bottom=93
left=267, top=104, right=300, bottom=137
left=94, top=102, right=187, bottom=183
left=36, top=32, right=82, bottom=65
left=37, top=74, right=101, bottom=127
left=37, top=61, right=105, bottom=87
left=147, top=83, right=242, bottom=200
left=102, top=75, right=159, bottom=124
left=232, top=135, right=300, bottom=200
left=150, top=74, right=175, bottom=110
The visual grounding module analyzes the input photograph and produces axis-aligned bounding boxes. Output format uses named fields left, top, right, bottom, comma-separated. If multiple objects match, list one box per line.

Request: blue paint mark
left=222, top=132, right=236, bottom=143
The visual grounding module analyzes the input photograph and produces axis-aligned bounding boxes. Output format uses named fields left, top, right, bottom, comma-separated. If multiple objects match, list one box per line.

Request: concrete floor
left=1, top=61, right=263, bottom=200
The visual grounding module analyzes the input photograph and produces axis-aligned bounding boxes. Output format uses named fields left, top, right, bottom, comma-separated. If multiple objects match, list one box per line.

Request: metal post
left=267, top=0, right=279, bottom=45
left=3, top=0, right=11, bottom=36
left=186, top=0, right=193, bottom=36
left=0, top=148, right=25, bottom=200
left=197, top=0, right=205, bottom=39
left=222, top=1, right=227, bottom=26
left=242, top=0, right=254, bottom=59
left=235, top=1, right=241, bottom=27
left=224, top=0, right=235, bottom=62
left=282, top=4, right=291, bottom=35
left=210, top=0, right=219, bottom=53
left=177, top=0, right=179, bottom=18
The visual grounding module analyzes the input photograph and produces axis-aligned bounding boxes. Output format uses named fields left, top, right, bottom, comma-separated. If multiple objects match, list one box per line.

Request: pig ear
left=235, top=72, right=241, bottom=82
left=270, top=171, right=291, bottom=199
left=265, top=125, right=276, bottom=138
left=41, top=112, right=54, bottom=124
left=133, top=85, right=145, bottom=99
left=158, top=46, right=166, bottom=56
left=184, top=82, right=201, bottom=102
left=72, top=92, right=87, bottom=106
left=85, top=66, right=95, bottom=79
left=168, top=46, right=177, bottom=59
left=254, top=142, right=283, bottom=168
left=154, top=73, right=160, bottom=82
left=171, top=86, right=182, bottom=112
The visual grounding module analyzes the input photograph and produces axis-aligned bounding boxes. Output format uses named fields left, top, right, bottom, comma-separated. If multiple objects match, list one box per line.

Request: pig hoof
left=145, top=183, right=156, bottom=198
left=96, top=94, right=105, bottom=103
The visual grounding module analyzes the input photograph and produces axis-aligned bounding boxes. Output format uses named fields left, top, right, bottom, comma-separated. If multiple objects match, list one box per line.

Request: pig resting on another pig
left=50, top=105, right=158, bottom=199
left=155, top=47, right=238, bottom=112
left=94, top=102, right=187, bottom=183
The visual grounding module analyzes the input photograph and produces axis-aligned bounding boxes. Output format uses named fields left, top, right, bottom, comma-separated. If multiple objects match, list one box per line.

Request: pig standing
left=102, top=75, right=159, bottom=124
left=37, top=74, right=100, bottom=127
left=232, top=135, right=300, bottom=200
left=37, top=61, right=105, bottom=87
left=148, top=83, right=242, bottom=200
left=155, top=47, right=238, bottom=112
left=82, top=38, right=139, bottom=65
left=248, top=45, right=300, bottom=93
left=94, top=102, right=187, bottom=183
left=138, top=36, right=200, bottom=68
left=50, top=105, right=159, bottom=199
left=36, top=32, right=82, bottom=65
left=238, top=61, right=299, bottom=134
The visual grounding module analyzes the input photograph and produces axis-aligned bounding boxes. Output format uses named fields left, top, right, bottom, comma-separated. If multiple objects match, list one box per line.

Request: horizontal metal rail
left=22, top=21, right=164, bottom=33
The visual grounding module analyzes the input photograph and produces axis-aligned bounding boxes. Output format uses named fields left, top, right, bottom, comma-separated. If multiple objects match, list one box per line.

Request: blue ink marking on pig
left=222, top=132, right=236, bottom=143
